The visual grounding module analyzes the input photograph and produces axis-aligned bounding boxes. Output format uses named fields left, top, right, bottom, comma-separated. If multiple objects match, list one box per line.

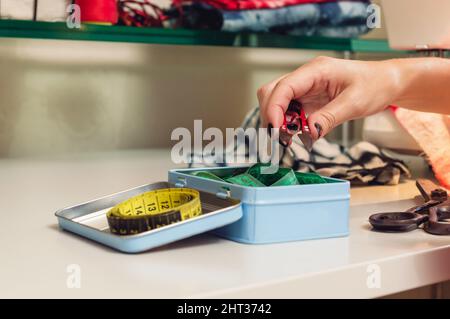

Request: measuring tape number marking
left=107, top=188, right=202, bottom=235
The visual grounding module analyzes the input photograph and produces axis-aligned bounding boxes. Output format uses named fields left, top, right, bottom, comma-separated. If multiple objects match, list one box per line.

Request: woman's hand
left=257, top=56, right=403, bottom=140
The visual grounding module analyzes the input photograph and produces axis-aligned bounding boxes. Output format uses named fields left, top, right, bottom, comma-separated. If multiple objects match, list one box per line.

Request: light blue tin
left=55, top=166, right=350, bottom=253
left=169, top=166, right=350, bottom=244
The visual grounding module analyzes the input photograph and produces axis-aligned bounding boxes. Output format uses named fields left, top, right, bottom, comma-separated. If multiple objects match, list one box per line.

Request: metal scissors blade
left=281, top=101, right=314, bottom=151
left=416, top=178, right=448, bottom=202
left=298, top=131, right=313, bottom=152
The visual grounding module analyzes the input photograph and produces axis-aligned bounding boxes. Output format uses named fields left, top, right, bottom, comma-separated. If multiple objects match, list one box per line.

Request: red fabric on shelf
left=75, top=0, right=118, bottom=24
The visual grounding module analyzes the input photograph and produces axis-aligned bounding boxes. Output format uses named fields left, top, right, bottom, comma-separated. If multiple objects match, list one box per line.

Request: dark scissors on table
left=369, top=179, right=450, bottom=235
left=279, top=101, right=313, bottom=151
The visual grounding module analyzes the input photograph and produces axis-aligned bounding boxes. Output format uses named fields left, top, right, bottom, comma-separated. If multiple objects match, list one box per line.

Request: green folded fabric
left=191, top=163, right=327, bottom=187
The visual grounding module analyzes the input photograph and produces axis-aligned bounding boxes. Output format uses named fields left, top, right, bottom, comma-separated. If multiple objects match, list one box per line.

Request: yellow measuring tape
left=107, top=188, right=202, bottom=235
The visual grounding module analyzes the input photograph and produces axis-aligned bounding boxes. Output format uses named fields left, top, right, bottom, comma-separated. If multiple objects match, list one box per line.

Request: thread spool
left=75, top=0, right=118, bottom=25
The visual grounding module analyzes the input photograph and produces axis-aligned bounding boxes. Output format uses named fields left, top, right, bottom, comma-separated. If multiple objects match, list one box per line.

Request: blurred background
left=0, top=0, right=397, bottom=158
left=1, top=0, right=449, bottom=299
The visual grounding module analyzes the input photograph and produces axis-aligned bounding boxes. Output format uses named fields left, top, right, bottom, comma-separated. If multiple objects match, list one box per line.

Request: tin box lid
left=55, top=181, right=243, bottom=253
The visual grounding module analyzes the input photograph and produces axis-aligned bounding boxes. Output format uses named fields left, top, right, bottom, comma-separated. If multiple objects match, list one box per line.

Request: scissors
left=279, top=101, right=313, bottom=151
left=369, top=179, right=450, bottom=235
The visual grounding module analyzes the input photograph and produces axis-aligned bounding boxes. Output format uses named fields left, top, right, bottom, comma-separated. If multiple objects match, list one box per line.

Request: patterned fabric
left=223, top=1, right=370, bottom=32
left=289, top=24, right=369, bottom=37
left=189, top=107, right=411, bottom=186
left=178, top=0, right=368, bottom=11
left=222, top=3, right=319, bottom=32
left=165, top=1, right=371, bottom=36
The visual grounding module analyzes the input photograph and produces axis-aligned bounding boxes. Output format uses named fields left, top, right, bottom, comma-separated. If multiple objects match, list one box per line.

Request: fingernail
left=267, top=123, right=273, bottom=137
left=314, top=123, right=323, bottom=138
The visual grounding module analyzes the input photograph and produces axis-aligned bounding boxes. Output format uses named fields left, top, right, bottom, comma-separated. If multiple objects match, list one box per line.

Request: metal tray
left=55, top=182, right=243, bottom=253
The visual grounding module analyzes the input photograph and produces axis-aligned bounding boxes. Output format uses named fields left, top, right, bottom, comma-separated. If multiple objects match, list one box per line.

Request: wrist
left=379, top=59, right=408, bottom=107
left=385, top=57, right=450, bottom=109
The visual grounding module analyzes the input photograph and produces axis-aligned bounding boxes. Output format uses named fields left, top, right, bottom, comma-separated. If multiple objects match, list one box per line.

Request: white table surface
left=1, top=149, right=449, bottom=298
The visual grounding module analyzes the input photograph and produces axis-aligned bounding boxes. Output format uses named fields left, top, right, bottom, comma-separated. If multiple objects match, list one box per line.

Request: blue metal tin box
left=55, top=166, right=350, bottom=253
left=169, top=166, right=350, bottom=244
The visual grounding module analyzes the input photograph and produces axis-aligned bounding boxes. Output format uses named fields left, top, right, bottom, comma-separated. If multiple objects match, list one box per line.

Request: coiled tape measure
left=107, top=188, right=202, bottom=235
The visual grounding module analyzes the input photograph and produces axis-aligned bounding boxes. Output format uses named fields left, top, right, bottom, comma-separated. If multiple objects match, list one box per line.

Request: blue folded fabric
left=222, top=4, right=319, bottom=32
left=164, top=1, right=372, bottom=38
left=221, top=1, right=370, bottom=34
left=319, top=1, right=370, bottom=26
left=288, top=24, right=369, bottom=37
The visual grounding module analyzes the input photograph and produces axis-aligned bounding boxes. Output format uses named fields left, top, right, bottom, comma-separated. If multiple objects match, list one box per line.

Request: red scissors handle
left=280, top=101, right=312, bottom=150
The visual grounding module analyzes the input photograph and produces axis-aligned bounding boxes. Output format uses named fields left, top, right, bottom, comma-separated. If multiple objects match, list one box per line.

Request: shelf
left=0, top=19, right=402, bottom=53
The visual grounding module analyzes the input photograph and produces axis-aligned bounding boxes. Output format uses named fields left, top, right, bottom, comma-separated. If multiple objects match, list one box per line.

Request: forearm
left=388, top=57, right=450, bottom=114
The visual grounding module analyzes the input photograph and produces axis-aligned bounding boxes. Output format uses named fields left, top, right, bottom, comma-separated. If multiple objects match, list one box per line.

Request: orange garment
left=393, top=107, right=450, bottom=189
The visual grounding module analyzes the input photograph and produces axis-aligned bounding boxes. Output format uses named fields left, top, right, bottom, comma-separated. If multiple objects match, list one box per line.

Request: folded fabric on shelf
left=319, top=1, right=369, bottom=26
left=188, top=106, right=411, bottom=186
left=288, top=24, right=369, bottom=37
left=177, top=0, right=368, bottom=11
left=221, top=3, right=319, bottom=32
left=165, top=0, right=371, bottom=37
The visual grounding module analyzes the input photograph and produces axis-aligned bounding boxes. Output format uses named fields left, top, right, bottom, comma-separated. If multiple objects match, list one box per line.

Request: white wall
left=0, top=0, right=393, bottom=158
left=0, top=37, right=342, bottom=158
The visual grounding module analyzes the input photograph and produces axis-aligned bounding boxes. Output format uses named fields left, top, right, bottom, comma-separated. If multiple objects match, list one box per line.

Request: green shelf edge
left=0, top=19, right=403, bottom=53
